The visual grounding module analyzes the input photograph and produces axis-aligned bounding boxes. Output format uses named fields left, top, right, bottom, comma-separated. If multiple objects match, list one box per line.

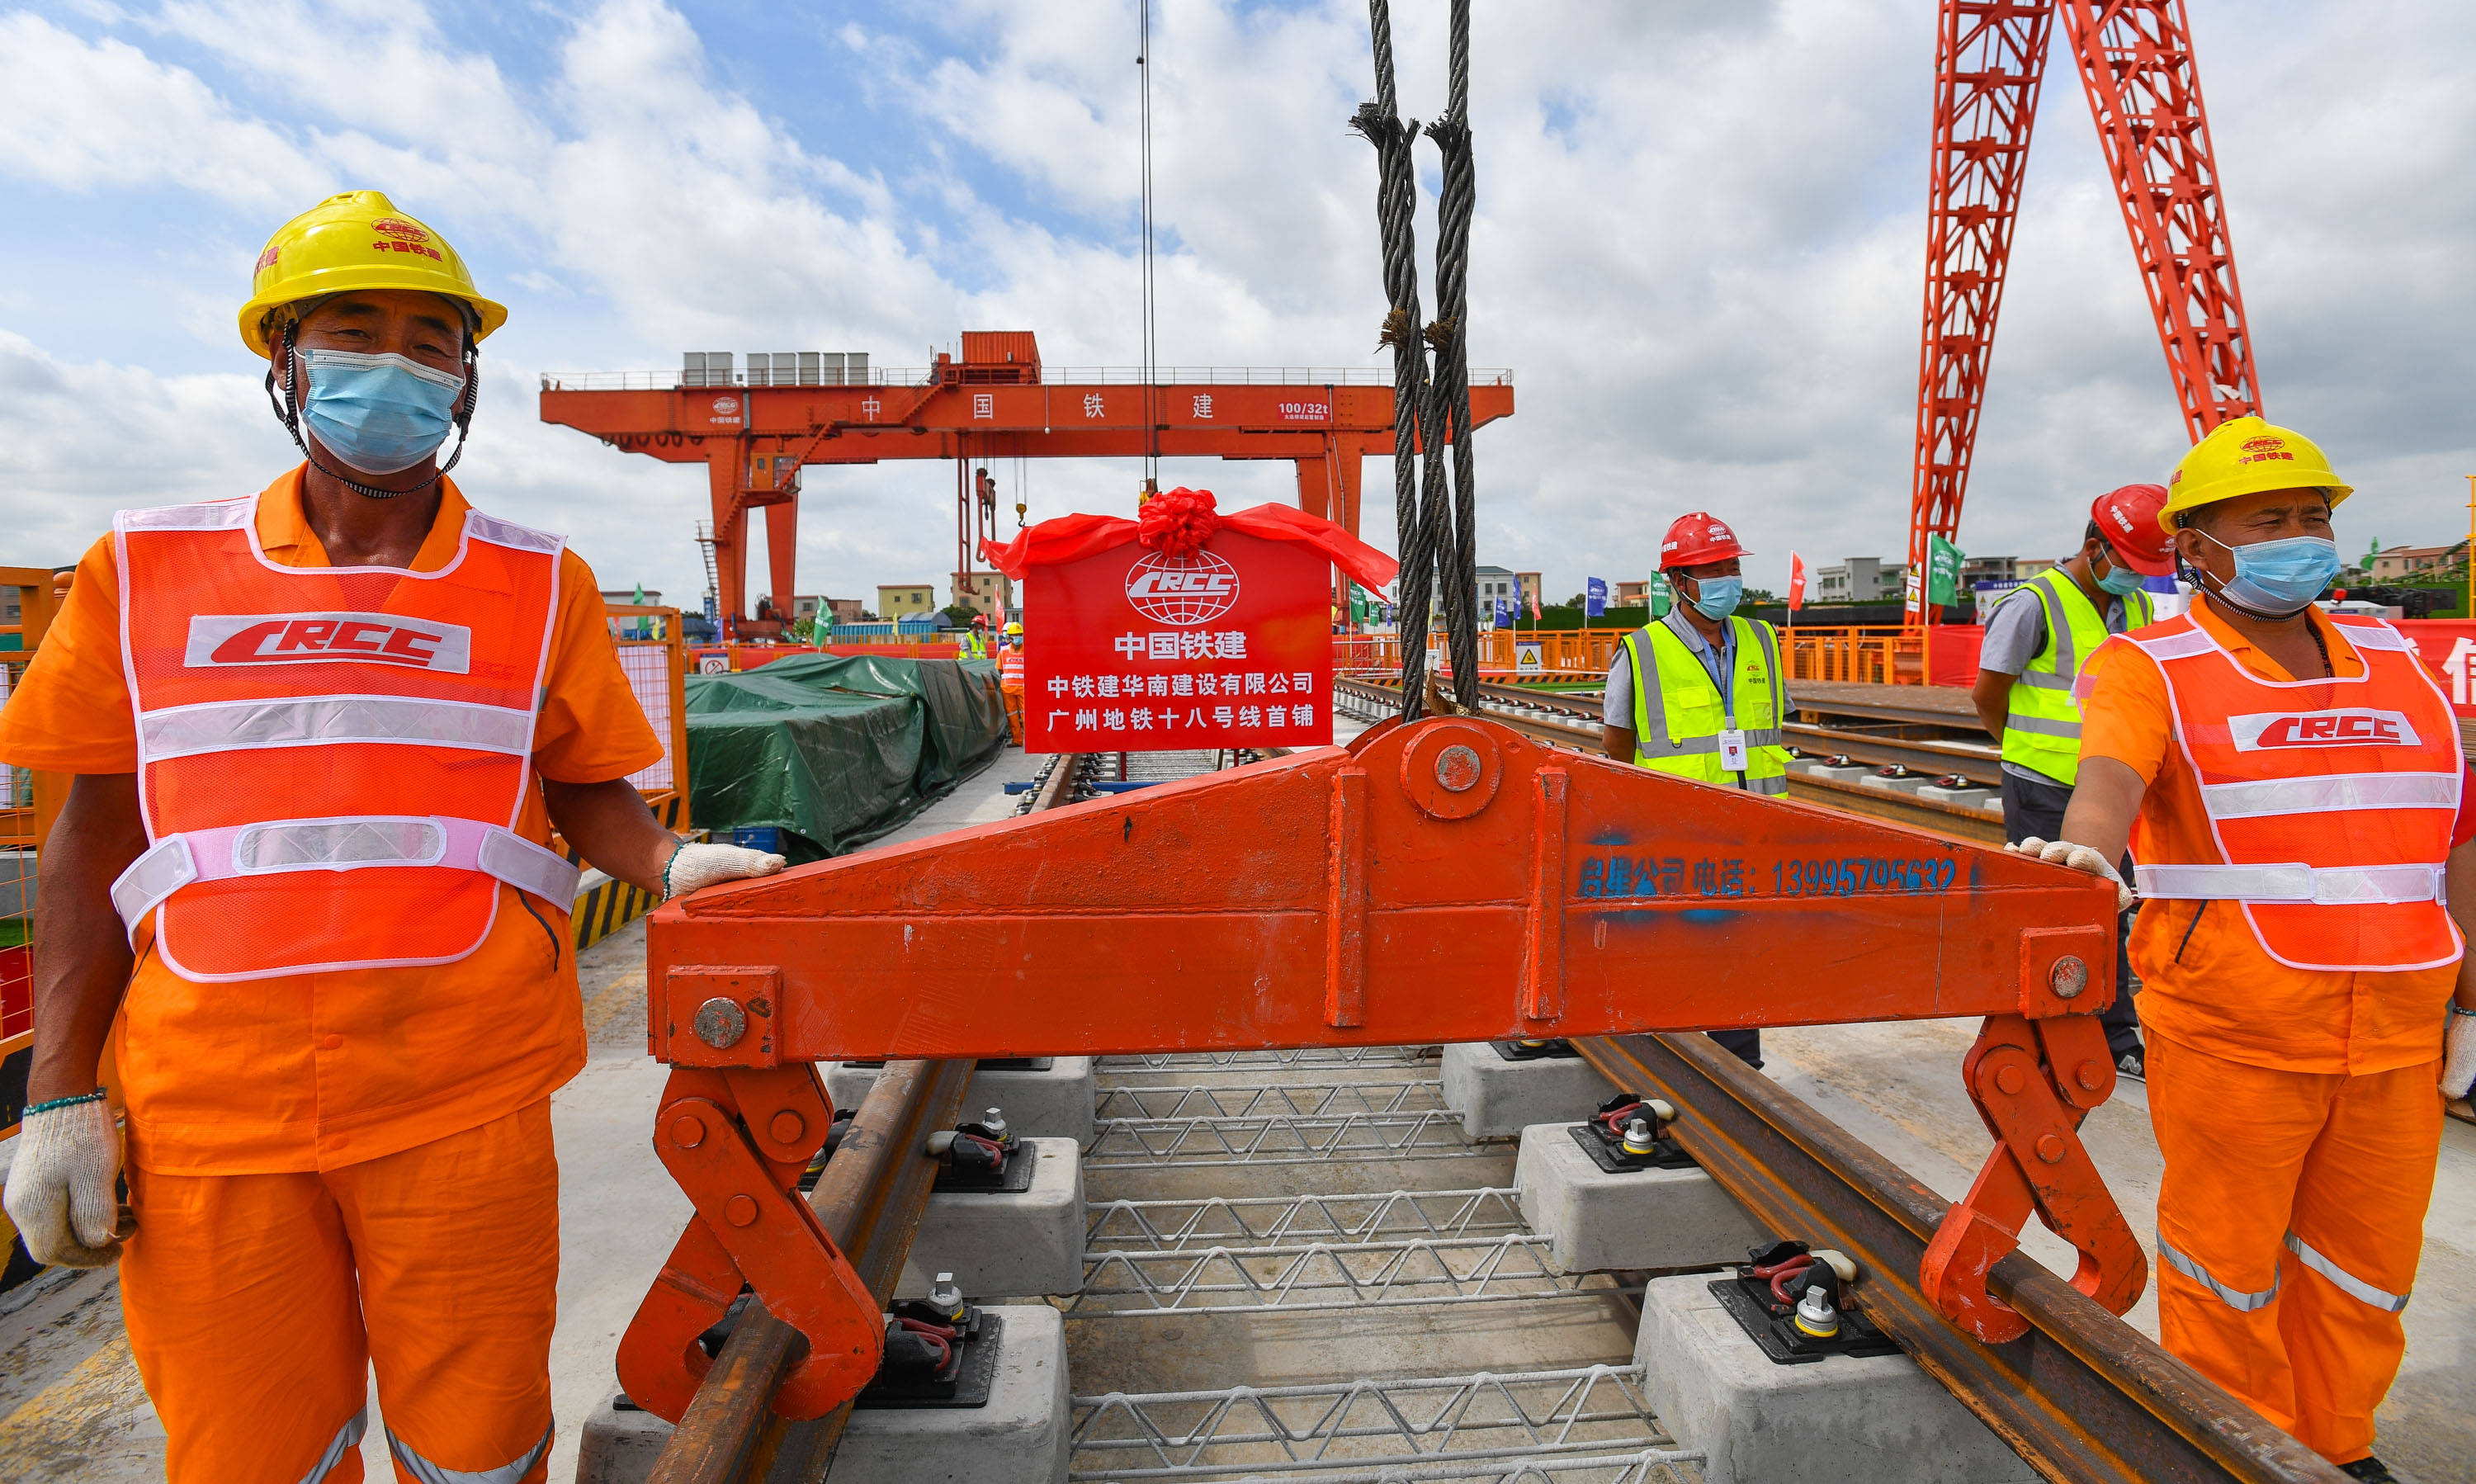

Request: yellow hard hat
left=238, top=191, right=508, bottom=358
left=1005, top=621, right=1023, bottom=635
left=2158, top=414, right=2352, bottom=532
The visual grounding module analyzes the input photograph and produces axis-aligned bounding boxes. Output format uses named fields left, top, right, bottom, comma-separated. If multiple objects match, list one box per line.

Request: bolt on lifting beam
left=627, top=716, right=2149, bottom=1439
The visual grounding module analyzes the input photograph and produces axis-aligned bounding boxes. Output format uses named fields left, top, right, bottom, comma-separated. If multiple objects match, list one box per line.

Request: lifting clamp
left=621, top=715, right=2148, bottom=1420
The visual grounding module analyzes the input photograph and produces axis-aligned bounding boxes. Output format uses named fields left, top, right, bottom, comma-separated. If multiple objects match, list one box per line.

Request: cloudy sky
left=5, top=0, right=2470, bottom=612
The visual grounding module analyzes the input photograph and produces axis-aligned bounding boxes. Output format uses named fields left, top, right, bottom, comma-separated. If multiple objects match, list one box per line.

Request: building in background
left=2371, top=541, right=2467, bottom=582
left=877, top=584, right=937, bottom=617
left=1473, top=565, right=1519, bottom=613
left=1812, top=558, right=1908, bottom=604
left=1614, top=579, right=1649, bottom=607
left=1515, top=572, right=1543, bottom=611
left=952, top=570, right=1014, bottom=623
left=826, top=598, right=867, bottom=625
left=598, top=588, right=664, bottom=607
left=791, top=596, right=822, bottom=621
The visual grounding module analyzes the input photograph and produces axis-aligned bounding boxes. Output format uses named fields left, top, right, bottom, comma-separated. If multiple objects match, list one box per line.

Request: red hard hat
left=1659, top=512, right=1749, bottom=569
left=2090, top=484, right=2173, bottom=575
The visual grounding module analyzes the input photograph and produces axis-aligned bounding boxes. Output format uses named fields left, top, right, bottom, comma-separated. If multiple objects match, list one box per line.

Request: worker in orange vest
left=0, top=191, right=789, bottom=1483
left=998, top=620, right=1028, bottom=745
left=2024, top=416, right=2476, bottom=1483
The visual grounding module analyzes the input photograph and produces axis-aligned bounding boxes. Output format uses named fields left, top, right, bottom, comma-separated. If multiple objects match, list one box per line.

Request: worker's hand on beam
left=2, top=1097, right=134, bottom=1269
left=662, top=842, right=789, bottom=900
left=2008, top=836, right=2135, bottom=914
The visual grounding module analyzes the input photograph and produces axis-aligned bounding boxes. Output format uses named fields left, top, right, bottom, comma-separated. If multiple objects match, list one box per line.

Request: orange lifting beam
left=626, top=716, right=2146, bottom=1421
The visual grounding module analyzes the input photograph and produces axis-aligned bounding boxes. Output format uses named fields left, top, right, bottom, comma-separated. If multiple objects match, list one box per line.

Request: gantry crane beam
left=540, top=342, right=1514, bottom=621
left=1907, top=0, right=2260, bottom=610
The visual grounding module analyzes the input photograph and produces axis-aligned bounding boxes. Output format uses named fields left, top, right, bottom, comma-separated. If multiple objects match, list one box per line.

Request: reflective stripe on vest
left=2000, top=569, right=2151, bottom=786
left=2156, top=1233, right=2280, bottom=1312
left=388, top=1419, right=555, bottom=1484
left=2120, top=610, right=2464, bottom=972
left=109, top=816, right=580, bottom=943
left=115, top=493, right=566, bottom=982
left=1623, top=616, right=1790, bottom=793
left=295, top=1409, right=370, bottom=1484
left=2284, top=1231, right=2410, bottom=1312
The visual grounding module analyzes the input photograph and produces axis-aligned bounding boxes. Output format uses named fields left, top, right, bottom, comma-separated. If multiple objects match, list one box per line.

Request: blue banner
left=1494, top=598, right=1513, bottom=628
left=1585, top=576, right=1607, bottom=617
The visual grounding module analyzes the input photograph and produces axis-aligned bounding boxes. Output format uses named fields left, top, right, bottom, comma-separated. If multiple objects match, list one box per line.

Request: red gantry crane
left=1907, top=0, right=2261, bottom=613
left=538, top=332, right=1514, bottom=621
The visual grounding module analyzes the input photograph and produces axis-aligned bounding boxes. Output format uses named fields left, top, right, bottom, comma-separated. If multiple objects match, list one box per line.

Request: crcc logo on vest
left=184, top=613, right=474, bottom=673
left=2229, top=708, right=2420, bottom=750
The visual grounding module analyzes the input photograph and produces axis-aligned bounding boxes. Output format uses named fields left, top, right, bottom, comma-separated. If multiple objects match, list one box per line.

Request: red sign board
left=1025, top=530, right=1335, bottom=752
left=2397, top=620, right=2476, bottom=718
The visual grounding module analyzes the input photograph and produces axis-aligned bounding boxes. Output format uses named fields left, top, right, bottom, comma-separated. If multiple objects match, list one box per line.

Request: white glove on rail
left=2, top=1098, right=133, bottom=1269
left=663, top=843, right=788, bottom=901
left=2008, top=836, right=2137, bottom=914
left=2443, top=1009, right=2476, bottom=1101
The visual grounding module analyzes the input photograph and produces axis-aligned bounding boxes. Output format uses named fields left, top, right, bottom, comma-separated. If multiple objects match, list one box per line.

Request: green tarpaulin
left=684, top=655, right=1007, bottom=861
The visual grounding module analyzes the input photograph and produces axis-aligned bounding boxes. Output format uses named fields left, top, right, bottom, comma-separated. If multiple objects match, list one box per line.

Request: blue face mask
left=2094, top=552, right=2148, bottom=597
left=1689, top=574, right=1742, bottom=621
left=2203, top=532, right=2341, bottom=617
left=296, top=348, right=466, bottom=475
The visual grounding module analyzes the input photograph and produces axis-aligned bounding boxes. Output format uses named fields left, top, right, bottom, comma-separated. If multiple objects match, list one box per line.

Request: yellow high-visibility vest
left=2000, top=569, right=2153, bottom=786
left=1621, top=614, right=1790, bottom=793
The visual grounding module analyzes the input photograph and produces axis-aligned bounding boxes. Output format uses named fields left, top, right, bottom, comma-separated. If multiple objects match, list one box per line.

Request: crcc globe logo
left=1126, top=549, right=1240, bottom=626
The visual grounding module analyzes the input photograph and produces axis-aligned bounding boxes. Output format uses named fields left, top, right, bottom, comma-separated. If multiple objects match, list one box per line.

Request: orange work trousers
left=2146, top=1035, right=2441, bottom=1465
left=1002, top=682, right=1026, bottom=745
left=120, top=1099, right=560, bottom=1483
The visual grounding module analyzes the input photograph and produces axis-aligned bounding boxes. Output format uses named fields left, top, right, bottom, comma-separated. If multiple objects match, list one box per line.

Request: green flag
left=1644, top=571, right=1674, bottom=620
left=1927, top=536, right=1964, bottom=607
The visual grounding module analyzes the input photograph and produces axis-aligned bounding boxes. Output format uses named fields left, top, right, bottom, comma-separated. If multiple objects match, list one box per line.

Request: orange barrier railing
left=1784, top=626, right=1925, bottom=685
left=1333, top=625, right=1935, bottom=686
left=690, top=641, right=968, bottom=673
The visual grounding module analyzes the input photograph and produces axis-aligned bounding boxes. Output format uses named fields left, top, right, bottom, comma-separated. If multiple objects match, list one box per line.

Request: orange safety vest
left=2112, top=611, right=2464, bottom=973
left=999, top=647, right=1024, bottom=684
left=108, top=497, right=579, bottom=981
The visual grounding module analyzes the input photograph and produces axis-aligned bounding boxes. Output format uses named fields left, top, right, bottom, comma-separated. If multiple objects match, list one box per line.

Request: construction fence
left=1333, top=626, right=1928, bottom=686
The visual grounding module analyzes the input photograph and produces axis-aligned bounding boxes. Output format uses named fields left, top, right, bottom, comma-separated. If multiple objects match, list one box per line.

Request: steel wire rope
left=1137, top=0, right=1161, bottom=494
left=1355, top=0, right=1484, bottom=718
left=1351, top=0, right=1438, bottom=719
left=1426, top=0, right=1481, bottom=706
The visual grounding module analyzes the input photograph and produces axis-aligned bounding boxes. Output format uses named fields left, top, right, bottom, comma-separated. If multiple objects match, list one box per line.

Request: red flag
left=1788, top=552, right=1807, bottom=612
left=1529, top=593, right=1541, bottom=620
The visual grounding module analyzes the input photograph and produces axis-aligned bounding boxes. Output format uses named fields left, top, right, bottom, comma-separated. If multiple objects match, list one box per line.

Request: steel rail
left=646, top=760, right=1089, bottom=1483
left=1571, top=1033, right=2344, bottom=1484
left=1335, top=675, right=2002, bottom=842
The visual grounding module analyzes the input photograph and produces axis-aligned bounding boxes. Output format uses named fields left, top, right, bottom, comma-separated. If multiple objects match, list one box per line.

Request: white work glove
left=662, top=843, right=787, bottom=901
left=2443, top=1009, right=2476, bottom=1101
left=2009, top=836, right=2137, bottom=914
left=2, top=1098, right=133, bottom=1269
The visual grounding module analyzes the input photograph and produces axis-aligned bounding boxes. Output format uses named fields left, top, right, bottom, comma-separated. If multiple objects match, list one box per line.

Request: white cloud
left=7, top=0, right=2475, bottom=617
left=0, top=12, right=327, bottom=206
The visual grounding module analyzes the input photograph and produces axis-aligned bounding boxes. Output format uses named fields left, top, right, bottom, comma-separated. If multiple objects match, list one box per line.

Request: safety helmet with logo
left=1004, top=621, right=1024, bottom=636
left=2158, top=415, right=2353, bottom=532
left=238, top=191, right=507, bottom=357
left=244, top=191, right=505, bottom=502
left=2089, top=484, right=2175, bottom=575
left=1659, top=512, right=1749, bottom=570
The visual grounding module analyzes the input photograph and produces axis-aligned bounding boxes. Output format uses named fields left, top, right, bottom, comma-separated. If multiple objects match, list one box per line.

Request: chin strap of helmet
left=262, top=314, right=478, bottom=501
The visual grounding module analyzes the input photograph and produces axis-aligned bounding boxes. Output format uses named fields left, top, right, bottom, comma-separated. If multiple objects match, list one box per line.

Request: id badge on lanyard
left=1718, top=730, right=1750, bottom=773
